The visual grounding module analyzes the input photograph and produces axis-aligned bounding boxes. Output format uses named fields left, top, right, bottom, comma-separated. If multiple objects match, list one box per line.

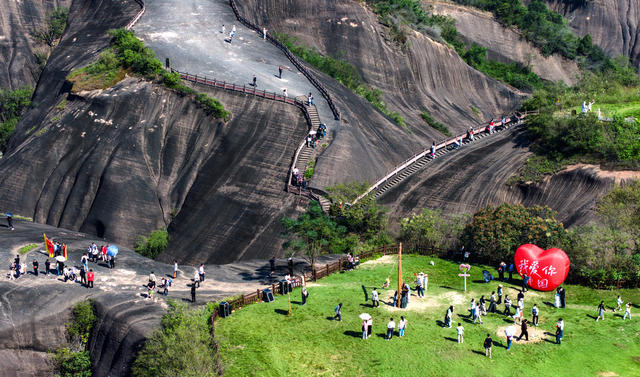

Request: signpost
left=459, top=264, right=471, bottom=291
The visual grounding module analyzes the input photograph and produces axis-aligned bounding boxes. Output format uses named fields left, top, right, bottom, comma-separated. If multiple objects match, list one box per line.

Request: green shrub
left=195, top=93, right=231, bottom=121
left=507, top=155, right=568, bottom=185
left=67, top=301, right=96, bottom=345
left=304, top=159, right=315, bottom=180
left=420, top=111, right=451, bottom=136
left=34, top=7, right=68, bottom=47
left=400, top=208, right=468, bottom=251
left=54, top=348, right=91, bottom=377
left=135, top=229, right=169, bottom=259
left=132, top=301, right=222, bottom=377
left=0, top=87, right=32, bottom=153
left=461, top=203, right=567, bottom=265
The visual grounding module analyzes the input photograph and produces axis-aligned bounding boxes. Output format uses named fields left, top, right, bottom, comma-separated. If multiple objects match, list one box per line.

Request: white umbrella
left=359, top=313, right=371, bottom=320
left=55, top=255, right=66, bottom=262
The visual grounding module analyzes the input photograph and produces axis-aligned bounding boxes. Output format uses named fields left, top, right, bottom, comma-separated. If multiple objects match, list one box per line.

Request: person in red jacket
left=87, top=269, right=94, bottom=288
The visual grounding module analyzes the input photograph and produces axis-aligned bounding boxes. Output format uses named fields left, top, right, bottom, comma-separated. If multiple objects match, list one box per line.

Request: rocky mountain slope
left=544, top=0, right=640, bottom=66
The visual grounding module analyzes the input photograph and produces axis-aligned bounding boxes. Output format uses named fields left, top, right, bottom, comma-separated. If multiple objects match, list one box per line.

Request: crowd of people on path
left=7, top=242, right=98, bottom=289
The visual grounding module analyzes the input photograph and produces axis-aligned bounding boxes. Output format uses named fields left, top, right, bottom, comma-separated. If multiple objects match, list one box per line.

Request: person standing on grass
left=416, top=275, right=424, bottom=298
left=531, top=304, right=539, bottom=326
left=386, top=318, right=395, bottom=340
left=469, top=299, right=476, bottom=318
left=456, top=323, right=464, bottom=343
left=367, top=318, right=373, bottom=337
left=301, top=287, right=308, bottom=305
left=558, top=286, right=566, bottom=308
left=334, top=303, right=342, bottom=321
left=522, top=273, right=530, bottom=292
left=32, top=259, right=38, bottom=276
left=503, top=295, right=512, bottom=316
left=615, top=295, right=623, bottom=312
left=505, top=326, right=514, bottom=350
left=362, top=319, right=368, bottom=340
left=372, top=288, right=379, bottom=307
left=398, top=316, right=407, bottom=337
left=484, top=334, right=493, bottom=358
left=445, top=306, right=454, bottom=328
left=498, top=261, right=506, bottom=281
left=488, top=292, right=497, bottom=313
left=596, top=301, right=606, bottom=321
left=87, top=269, right=94, bottom=288
left=555, top=318, right=564, bottom=344
left=497, top=285, right=503, bottom=305
left=623, top=302, right=631, bottom=320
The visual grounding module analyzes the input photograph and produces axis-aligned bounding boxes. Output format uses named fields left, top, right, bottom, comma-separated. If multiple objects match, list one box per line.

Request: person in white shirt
left=615, top=295, right=623, bottom=312
left=372, top=288, right=379, bottom=307
left=398, top=316, right=407, bottom=337
left=456, top=323, right=464, bottom=343
left=173, top=260, right=178, bottom=278
left=623, top=302, right=631, bottom=320
left=386, top=318, right=396, bottom=340
left=198, top=264, right=205, bottom=282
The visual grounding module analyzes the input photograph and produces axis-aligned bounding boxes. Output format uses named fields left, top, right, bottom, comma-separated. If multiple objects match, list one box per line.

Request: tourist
left=191, top=283, right=196, bottom=303
left=503, top=295, right=512, bottom=316
left=430, top=142, right=436, bottom=159
left=32, top=259, right=38, bottom=276
left=6, top=214, right=13, bottom=230
left=555, top=318, right=564, bottom=344
left=416, top=275, right=424, bottom=298
left=469, top=298, right=476, bottom=318
left=518, top=297, right=525, bottom=313
left=288, top=257, right=294, bottom=276
left=398, top=316, right=407, bottom=337
left=484, top=334, right=492, bottom=358
left=497, top=285, right=503, bottom=305
left=615, top=295, right=623, bottom=312
left=367, top=318, right=373, bottom=337
left=595, top=301, right=606, bottom=321
left=508, top=263, right=515, bottom=280
left=307, top=92, right=313, bottom=106
left=372, top=288, right=379, bottom=307
left=87, top=269, right=94, bottom=288
left=554, top=290, right=561, bottom=308
left=498, top=261, right=506, bottom=281
left=283, top=88, right=288, bottom=98
left=301, top=287, right=308, bottom=305
left=456, top=323, right=464, bottom=343
left=193, top=270, right=200, bottom=288
left=505, top=325, right=515, bottom=350
left=108, top=255, right=115, bottom=269
left=44, top=259, right=50, bottom=276
left=221, top=24, right=225, bottom=34
left=479, top=299, right=487, bottom=317
left=392, top=290, right=398, bottom=307
left=148, top=271, right=156, bottom=289
left=56, top=260, right=63, bottom=276
left=488, top=292, right=497, bottom=313
left=386, top=318, right=395, bottom=340
left=623, top=302, right=631, bottom=320
left=279, top=65, right=283, bottom=79
left=517, top=319, right=529, bottom=341
left=531, top=304, right=539, bottom=326
left=81, top=253, right=89, bottom=270
left=522, top=273, right=529, bottom=292
left=362, top=319, right=368, bottom=340
left=252, top=74, right=257, bottom=87
left=199, top=263, right=205, bottom=282
left=80, top=267, right=87, bottom=286
left=262, top=27, right=267, bottom=40
left=445, top=306, right=453, bottom=328
left=269, top=257, right=275, bottom=277
left=174, top=259, right=178, bottom=278
left=334, top=303, right=342, bottom=321
left=62, top=266, right=70, bottom=282
left=558, top=286, right=566, bottom=308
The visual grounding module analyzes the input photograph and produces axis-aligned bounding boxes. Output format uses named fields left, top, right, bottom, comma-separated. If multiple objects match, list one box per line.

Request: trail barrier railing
left=228, top=0, right=341, bottom=120
left=351, top=111, right=538, bottom=204
left=126, top=0, right=146, bottom=30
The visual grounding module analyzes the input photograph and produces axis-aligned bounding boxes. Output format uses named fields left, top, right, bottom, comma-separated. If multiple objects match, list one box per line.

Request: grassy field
left=216, top=255, right=640, bottom=377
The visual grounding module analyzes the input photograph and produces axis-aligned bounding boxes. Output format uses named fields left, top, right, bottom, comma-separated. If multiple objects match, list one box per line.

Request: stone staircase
left=374, top=121, right=520, bottom=198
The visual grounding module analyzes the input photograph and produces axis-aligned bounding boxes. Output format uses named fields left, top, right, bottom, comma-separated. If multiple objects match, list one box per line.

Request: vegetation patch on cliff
left=66, top=29, right=230, bottom=121
left=273, top=33, right=407, bottom=129
left=134, top=229, right=169, bottom=260
left=54, top=300, right=96, bottom=377
left=0, top=87, right=32, bottom=153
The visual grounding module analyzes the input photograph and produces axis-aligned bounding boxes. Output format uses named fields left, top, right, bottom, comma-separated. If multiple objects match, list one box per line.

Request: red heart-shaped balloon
left=514, top=244, right=570, bottom=291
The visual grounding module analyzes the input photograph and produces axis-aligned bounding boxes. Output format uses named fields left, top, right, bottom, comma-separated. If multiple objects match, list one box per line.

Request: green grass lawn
left=216, top=255, right=640, bottom=377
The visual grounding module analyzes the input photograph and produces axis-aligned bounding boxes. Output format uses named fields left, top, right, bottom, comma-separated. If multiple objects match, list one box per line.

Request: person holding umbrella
left=360, top=313, right=371, bottom=339
left=107, top=245, right=118, bottom=269
left=5, top=213, right=14, bottom=230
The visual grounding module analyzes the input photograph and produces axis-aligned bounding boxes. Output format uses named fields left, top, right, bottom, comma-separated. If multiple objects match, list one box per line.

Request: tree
left=400, top=209, right=468, bottom=252
left=282, top=202, right=353, bottom=269
left=461, top=203, right=567, bottom=265
left=34, top=7, right=69, bottom=47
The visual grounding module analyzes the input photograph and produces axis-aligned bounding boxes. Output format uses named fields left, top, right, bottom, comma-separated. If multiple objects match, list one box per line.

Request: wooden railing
left=229, top=0, right=341, bottom=120
left=351, top=111, right=537, bottom=204
left=125, top=0, right=146, bottom=30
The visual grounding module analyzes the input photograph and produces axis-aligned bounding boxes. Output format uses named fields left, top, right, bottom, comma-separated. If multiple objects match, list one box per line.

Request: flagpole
left=397, top=243, right=402, bottom=308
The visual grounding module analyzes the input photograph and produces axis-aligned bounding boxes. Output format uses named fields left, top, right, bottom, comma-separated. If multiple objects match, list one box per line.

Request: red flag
left=63, top=244, right=67, bottom=260
left=44, top=234, right=54, bottom=257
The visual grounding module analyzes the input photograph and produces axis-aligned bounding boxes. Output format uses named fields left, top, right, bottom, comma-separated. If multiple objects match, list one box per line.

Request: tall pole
left=397, top=243, right=402, bottom=308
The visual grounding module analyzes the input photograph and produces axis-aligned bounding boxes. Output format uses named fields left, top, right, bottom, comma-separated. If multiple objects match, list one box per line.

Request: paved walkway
left=134, top=0, right=336, bottom=129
